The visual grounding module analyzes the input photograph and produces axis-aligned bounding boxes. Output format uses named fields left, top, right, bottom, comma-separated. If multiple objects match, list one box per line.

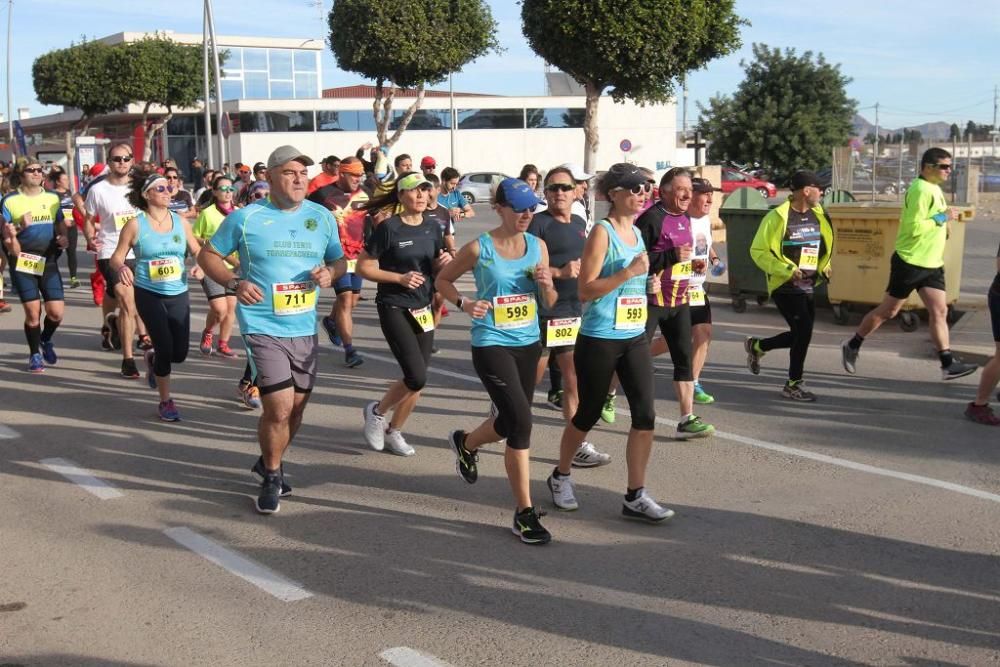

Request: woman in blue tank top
left=110, top=171, right=203, bottom=422
left=436, top=178, right=558, bottom=545
left=546, top=163, right=676, bottom=524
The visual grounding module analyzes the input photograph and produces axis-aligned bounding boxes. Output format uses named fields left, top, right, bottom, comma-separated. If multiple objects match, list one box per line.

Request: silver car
left=458, top=171, right=510, bottom=204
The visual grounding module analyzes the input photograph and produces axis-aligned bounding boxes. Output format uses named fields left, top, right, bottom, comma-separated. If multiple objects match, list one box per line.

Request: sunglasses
left=22, top=167, right=44, bottom=174
left=252, top=191, right=269, bottom=200
left=216, top=185, right=236, bottom=193
left=545, top=183, right=575, bottom=192
left=165, top=175, right=179, bottom=180
left=109, top=155, right=133, bottom=163
left=505, top=203, right=534, bottom=214
left=613, top=183, right=654, bottom=195
left=933, top=163, right=953, bottom=171
left=148, top=185, right=175, bottom=194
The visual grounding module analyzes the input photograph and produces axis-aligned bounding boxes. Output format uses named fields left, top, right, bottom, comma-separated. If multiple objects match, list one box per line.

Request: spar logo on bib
left=304, top=218, right=318, bottom=231
left=173, top=235, right=182, bottom=244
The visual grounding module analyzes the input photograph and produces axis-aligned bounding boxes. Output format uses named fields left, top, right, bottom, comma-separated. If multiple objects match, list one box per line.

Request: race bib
left=114, top=213, right=133, bottom=231
left=149, top=257, right=182, bottom=282
left=799, top=244, right=819, bottom=271
left=546, top=317, right=580, bottom=347
left=671, top=261, right=692, bottom=280
left=409, top=306, right=435, bottom=333
left=16, top=252, right=45, bottom=276
left=492, top=294, right=536, bottom=330
left=615, top=295, right=647, bottom=330
left=687, top=286, right=706, bottom=307
left=346, top=258, right=357, bottom=274
left=272, top=281, right=317, bottom=316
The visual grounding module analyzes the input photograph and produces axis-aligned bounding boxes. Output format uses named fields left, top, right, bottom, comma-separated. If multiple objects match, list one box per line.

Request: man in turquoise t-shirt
left=199, top=145, right=346, bottom=515
left=842, top=147, right=976, bottom=381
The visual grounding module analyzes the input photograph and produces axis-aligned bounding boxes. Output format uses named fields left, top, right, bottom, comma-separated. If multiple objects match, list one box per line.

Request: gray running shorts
left=243, top=334, right=319, bottom=394
left=200, top=274, right=236, bottom=300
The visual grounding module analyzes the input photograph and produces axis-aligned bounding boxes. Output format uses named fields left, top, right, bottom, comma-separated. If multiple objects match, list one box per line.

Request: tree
left=697, top=44, right=856, bottom=185
left=521, top=0, right=746, bottom=174
left=863, top=132, right=876, bottom=145
left=328, top=0, right=499, bottom=150
left=949, top=123, right=961, bottom=141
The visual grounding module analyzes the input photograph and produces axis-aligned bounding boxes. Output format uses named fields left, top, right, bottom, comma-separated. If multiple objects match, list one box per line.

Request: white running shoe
left=384, top=428, right=415, bottom=457
left=622, top=489, right=674, bottom=523
left=572, top=441, right=611, bottom=468
left=547, top=472, right=579, bottom=511
left=362, top=401, right=386, bottom=451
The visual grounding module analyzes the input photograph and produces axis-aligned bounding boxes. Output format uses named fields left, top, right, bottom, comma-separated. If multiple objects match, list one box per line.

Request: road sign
left=619, top=139, right=632, bottom=153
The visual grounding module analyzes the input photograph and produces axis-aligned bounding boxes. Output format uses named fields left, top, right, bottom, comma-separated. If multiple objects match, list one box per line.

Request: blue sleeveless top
left=580, top=219, right=647, bottom=339
left=471, top=232, right=542, bottom=348
left=133, top=211, right=188, bottom=296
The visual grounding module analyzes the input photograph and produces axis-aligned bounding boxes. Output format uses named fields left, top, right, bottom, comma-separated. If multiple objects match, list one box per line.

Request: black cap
left=691, top=177, right=721, bottom=193
left=252, top=162, right=266, bottom=172
left=601, top=163, right=646, bottom=193
left=790, top=170, right=821, bottom=190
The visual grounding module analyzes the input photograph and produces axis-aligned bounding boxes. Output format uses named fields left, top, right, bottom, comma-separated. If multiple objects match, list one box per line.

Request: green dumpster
left=719, top=188, right=770, bottom=312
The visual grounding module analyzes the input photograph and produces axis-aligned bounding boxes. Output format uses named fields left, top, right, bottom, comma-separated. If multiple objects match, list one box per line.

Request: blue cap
left=496, top=178, right=543, bottom=212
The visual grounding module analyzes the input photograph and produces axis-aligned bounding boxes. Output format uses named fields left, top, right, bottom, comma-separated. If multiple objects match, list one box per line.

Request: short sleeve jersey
left=652, top=211, right=694, bottom=308
left=527, top=211, right=587, bottom=318
left=689, top=214, right=713, bottom=289
left=168, top=190, right=194, bottom=214
left=85, top=179, right=135, bottom=260
left=896, top=177, right=948, bottom=268
left=363, top=215, right=444, bottom=309
left=209, top=199, right=343, bottom=337
left=0, top=189, right=64, bottom=254
left=423, top=206, right=454, bottom=236
left=308, top=182, right=369, bottom=260
left=438, top=190, right=465, bottom=211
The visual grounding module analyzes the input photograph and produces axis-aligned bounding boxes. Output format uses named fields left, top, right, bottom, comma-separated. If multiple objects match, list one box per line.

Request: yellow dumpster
left=825, top=202, right=974, bottom=331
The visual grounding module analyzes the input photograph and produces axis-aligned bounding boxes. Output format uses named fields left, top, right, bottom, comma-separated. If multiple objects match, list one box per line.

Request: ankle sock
left=625, top=487, right=643, bottom=502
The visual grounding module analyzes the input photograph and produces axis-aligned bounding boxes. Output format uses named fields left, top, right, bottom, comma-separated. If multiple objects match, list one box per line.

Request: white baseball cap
left=559, top=162, right=594, bottom=182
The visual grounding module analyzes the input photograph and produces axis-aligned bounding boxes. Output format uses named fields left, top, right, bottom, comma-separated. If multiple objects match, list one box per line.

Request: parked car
left=720, top=167, right=776, bottom=198
left=458, top=172, right=510, bottom=204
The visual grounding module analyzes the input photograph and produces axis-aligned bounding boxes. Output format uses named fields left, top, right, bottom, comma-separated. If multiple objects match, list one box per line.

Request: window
left=294, top=73, right=318, bottom=99
left=166, top=116, right=196, bottom=136
left=390, top=109, right=451, bottom=130
left=457, top=108, right=524, bottom=130
left=269, top=49, right=293, bottom=80
left=221, top=79, right=243, bottom=101
left=469, top=173, right=493, bottom=184
left=236, top=111, right=315, bottom=133
left=270, top=80, right=294, bottom=99
left=317, top=110, right=377, bottom=132
left=526, top=108, right=585, bottom=129
left=244, top=72, right=269, bottom=100
left=222, top=47, right=242, bottom=72
left=243, top=48, right=268, bottom=71
left=294, top=50, right=317, bottom=73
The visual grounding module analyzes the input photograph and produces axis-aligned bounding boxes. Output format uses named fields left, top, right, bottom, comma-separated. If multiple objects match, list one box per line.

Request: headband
left=339, top=161, right=364, bottom=177
left=142, top=174, right=168, bottom=193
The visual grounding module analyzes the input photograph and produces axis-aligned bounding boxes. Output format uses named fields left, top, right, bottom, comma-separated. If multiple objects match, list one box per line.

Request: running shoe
left=782, top=381, right=816, bottom=402
left=345, top=349, right=364, bottom=368
left=157, top=399, right=180, bottom=422
left=572, top=441, right=611, bottom=468
left=107, top=313, right=121, bottom=350
left=27, top=353, right=44, bottom=374
left=384, top=429, right=416, bottom=456
left=449, top=429, right=478, bottom=484
left=965, top=402, right=1000, bottom=426
left=0, top=300, right=11, bottom=313
left=251, top=457, right=291, bottom=496
left=511, top=507, right=551, bottom=545
left=217, top=341, right=239, bottom=358
left=547, top=389, right=563, bottom=410
left=121, top=357, right=140, bottom=379
left=68, top=276, right=81, bottom=289
left=100, top=324, right=112, bottom=351
left=363, top=401, right=387, bottom=451
left=600, top=392, right=617, bottom=424
left=255, top=471, right=282, bottom=514
left=941, top=360, right=977, bottom=381
left=239, top=381, right=262, bottom=409
left=693, top=382, right=715, bottom=404
left=745, top=337, right=763, bottom=375
left=137, top=335, right=153, bottom=351
left=622, top=489, right=675, bottom=523
left=431, top=346, right=440, bottom=355
left=199, top=330, right=214, bottom=356
left=547, top=472, right=578, bottom=511
left=144, top=349, right=156, bottom=389
left=676, top=415, right=715, bottom=440
left=40, top=340, right=58, bottom=366
left=841, top=338, right=859, bottom=375
left=322, top=315, right=342, bottom=347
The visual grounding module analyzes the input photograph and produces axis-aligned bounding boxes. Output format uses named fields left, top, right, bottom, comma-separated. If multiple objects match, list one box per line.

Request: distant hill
left=852, top=114, right=953, bottom=141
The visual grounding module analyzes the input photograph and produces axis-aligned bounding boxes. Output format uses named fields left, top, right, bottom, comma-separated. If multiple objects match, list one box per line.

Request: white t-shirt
left=85, top=179, right=135, bottom=260
left=689, top=214, right=713, bottom=288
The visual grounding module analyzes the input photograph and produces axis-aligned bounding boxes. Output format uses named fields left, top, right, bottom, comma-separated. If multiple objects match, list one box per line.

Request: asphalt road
left=1, top=205, right=998, bottom=666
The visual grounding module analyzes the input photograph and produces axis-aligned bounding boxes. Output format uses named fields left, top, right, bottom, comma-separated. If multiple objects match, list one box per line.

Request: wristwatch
left=456, top=296, right=466, bottom=310
left=226, top=277, right=241, bottom=291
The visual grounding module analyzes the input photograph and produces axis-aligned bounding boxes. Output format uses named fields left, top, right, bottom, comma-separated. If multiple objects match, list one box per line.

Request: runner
left=635, top=167, right=714, bottom=438
left=193, top=175, right=240, bottom=360
left=110, top=171, right=203, bottom=420
left=964, top=242, right=1000, bottom=425
left=438, top=167, right=475, bottom=221
left=0, top=160, right=68, bottom=372
left=358, top=172, right=450, bottom=456
left=309, top=156, right=369, bottom=368
left=198, top=145, right=345, bottom=515
left=745, top=170, right=834, bottom=401
left=546, top=163, right=671, bottom=522
left=49, top=168, right=81, bottom=288
left=419, top=156, right=436, bottom=178
left=307, top=156, right=339, bottom=195
left=435, top=177, right=557, bottom=545
left=422, top=173, right=456, bottom=337
left=164, top=167, right=195, bottom=221
left=528, top=165, right=611, bottom=468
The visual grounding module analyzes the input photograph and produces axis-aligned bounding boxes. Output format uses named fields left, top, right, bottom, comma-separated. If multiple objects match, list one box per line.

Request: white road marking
left=0, top=423, right=20, bottom=439
left=380, top=647, right=457, bottom=667
left=163, top=527, right=312, bottom=602
left=362, top=351, right=1000, bottom=505
left=40, top=457, right=123, bottom=500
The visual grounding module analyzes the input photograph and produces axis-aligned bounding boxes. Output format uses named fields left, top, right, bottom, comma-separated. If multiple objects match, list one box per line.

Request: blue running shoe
left=158, top=399, right=180, bottom=422
left=28, top=353, right=45, bottom=374
left=322, top=315, right=342, bottom=347
left=40, top=340, right=57, bottom=365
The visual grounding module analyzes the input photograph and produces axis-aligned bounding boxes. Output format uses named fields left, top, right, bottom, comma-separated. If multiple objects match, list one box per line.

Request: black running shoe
left=107, top=313, right=121, bottom=350
left=121, top=357, right=140, bottom=379
left=255, top=472, right=282, bottom=514
left=251, top=457, right=291, bottom=496
left=100, top=324, right=113, bottom=351
left=511, top=507, right=551, bottom=545
left=449, top=430, right=478, bottom=484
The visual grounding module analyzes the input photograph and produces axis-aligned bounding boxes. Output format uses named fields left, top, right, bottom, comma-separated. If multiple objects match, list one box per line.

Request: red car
left=721, top=167, right=776, bottom=198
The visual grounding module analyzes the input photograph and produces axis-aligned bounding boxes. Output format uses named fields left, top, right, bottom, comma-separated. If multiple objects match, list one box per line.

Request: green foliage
left=123, top=35, right=207, bottom=113
left=963, top=120, right=995, bottom=141
left=32, top=40, right=131, bottom=122
left=949, top=123, right=961, bottom=141
left=697, top=44, right=856, bottom=185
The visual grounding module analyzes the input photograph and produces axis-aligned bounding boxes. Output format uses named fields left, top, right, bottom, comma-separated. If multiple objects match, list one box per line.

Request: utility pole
left=5, top=0, right=14, bottom=160
left=202, top=1, right=214, bottom=169
left=872, top=102, right=879, bottom=201
left=204, top=0, right=226, bottom=168
left=449, top=72, right=455, bottom=168
left=992, top=84, right=998, bottom=159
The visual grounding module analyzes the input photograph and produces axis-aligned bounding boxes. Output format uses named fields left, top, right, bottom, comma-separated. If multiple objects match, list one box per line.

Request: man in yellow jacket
left=745, top=170, right=833, bottom=401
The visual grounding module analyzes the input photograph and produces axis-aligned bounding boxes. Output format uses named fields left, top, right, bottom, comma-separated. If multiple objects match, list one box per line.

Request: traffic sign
left=619, top=139, right=632, bottom=153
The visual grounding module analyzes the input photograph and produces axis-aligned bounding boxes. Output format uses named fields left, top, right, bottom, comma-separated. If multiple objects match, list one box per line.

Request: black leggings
left=65, top=225, right=79, bottom=278
left=471, top=343, right=541, bottom=450
left=378, top=303, right=433, bottom=391
left=644, top=304, right=693, bottom=381
left=134, top=287, right=190, bottom=377
left=572, top=334, right=655, bottom=432
left=760, top=292, right=815, bottom=381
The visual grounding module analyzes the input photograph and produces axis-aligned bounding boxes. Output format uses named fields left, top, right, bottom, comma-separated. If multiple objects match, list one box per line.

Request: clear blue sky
left=3, top=0, right=997, bottom=130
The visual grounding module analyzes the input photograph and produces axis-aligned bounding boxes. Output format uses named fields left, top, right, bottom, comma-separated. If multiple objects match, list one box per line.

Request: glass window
left=166, top=116, right=196, bottom=136
left=526, top=108, right=584, bottom=129
left=390, top=109, right=450, bottom=130
left=269, top=49, right=293, bottom=80
left=294, top=50, right=317, bottom=73
left=243, top=48, right=267, bottom=71
left=294, top=72, right=318, bottom=99
left=221, top=79, right=243, bottom=101
left=221, top=46, right=242, bottom=73
left=244, top=72, right=269, bottom=100
left=317, top=110, right=376, bottom=132
left=457, top=108, right=524, bottom=130
left=236, top=111, right=314, bottom=133
left=270, top=80, right=294, bottom=99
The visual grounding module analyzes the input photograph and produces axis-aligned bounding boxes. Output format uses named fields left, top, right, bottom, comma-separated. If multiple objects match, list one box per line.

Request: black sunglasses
left=109, top=155, right=133, bottom=163
left=933, top=163, right=953, bottom=170
left=545, top=183, right=575, bottom=192
left=22, top=167, right=44, bottom=174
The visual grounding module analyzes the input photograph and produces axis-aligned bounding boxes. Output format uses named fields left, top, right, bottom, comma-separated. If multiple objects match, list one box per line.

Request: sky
left=2, top=0, right=998, bottom=131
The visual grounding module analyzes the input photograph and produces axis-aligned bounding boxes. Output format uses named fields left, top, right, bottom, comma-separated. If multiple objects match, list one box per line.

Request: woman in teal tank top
left=436, top=178, right=558, bottom=545
left=111, top=171, right=203, bottom=422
